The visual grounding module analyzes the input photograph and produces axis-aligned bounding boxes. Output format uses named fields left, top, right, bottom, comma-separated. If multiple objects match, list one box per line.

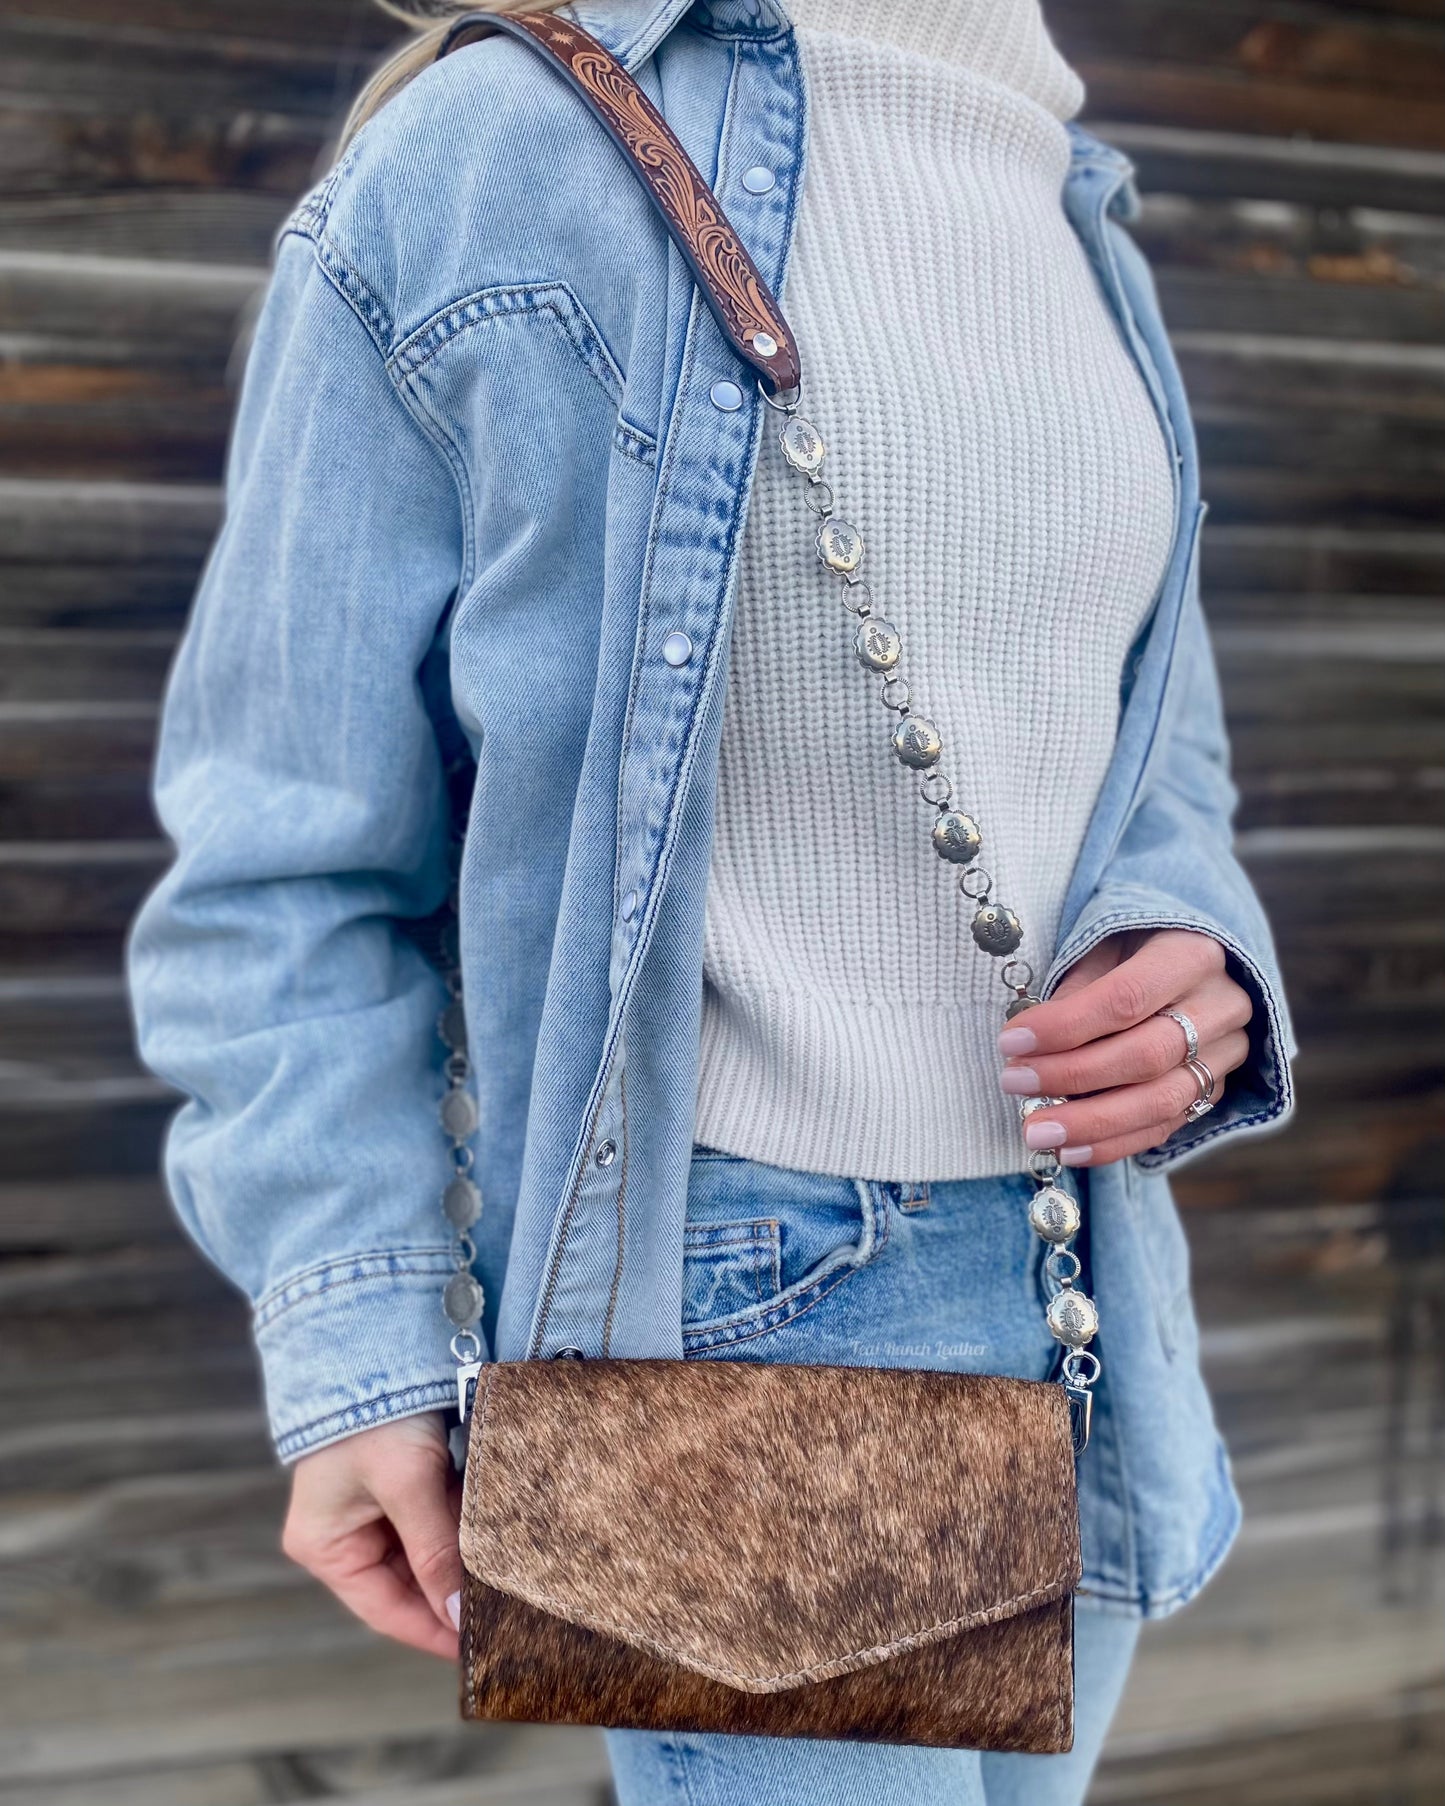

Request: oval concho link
left=440, top=1086, right=480, bottom=1140
left=780, top=415, right=826, bottom=475
left=891, top=714, right=943, bottom=771
left=1029, top=1185, right=1082, bottom=1245
left=854, top=617, right=902, bottom=673
left=443, top=1174, right=483, bottom=1229
left=443, top=1270, right=485, bottom=1329
left=1047, top=1288, right=1099, bottom=1349
left=817, top=518, right=865, bottom=575
left=971, top=901, right=1024, bottom=956
left=931, top=809, right=982, bottom=866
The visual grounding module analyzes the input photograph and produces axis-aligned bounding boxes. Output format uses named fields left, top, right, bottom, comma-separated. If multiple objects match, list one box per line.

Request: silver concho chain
left=433, top=831, right=487, bottom=1452
left=761, top=378, right=1100, bottom=1444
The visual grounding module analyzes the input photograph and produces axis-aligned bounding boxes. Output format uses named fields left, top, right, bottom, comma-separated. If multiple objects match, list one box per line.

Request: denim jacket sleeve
left=128, top=225, right=467, bottom=1459
left=1044, top=556, right=1297, bottom=1170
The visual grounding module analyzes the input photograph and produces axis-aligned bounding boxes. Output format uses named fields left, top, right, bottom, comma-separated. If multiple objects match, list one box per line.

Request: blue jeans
left=606, top=1148, right=1143, bottom=1806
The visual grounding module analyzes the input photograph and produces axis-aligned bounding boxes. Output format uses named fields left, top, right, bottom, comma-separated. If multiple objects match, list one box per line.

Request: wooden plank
left=1096, top=1707, right=1445, bottom=1806
left=0, top=1084, right=173, bottom=1172
left=0, top=480, right=214, bottom=627
left=0, top=776, right=157, bottom=842
left=0, top=31, right=366, bottom=122
left=0, top=189, right=288, bottom=264
left=0, top=1084, right=169, bottom=1185
left=0, top=250, right=262, bottom=347
left=0, top=631, right=173, bottom=706
left=0, top=252, right=260, bottom=477
left=1204, top=464, right=1445, bottom=525
left=1076, top=58, right=1445, bottom=149
left=1099, top=121, right=1445, bottom=215
left=0, top=101, right=327, bottom=212
left=0, top=841, right=164, bottom=936
left=1197, top=407, right=1445, bottom=481
left=0, top=1308, right=260, bottom=1435
left=1138, top=189, right=1445, bottom=286
left=1178, top=332, right=1445, bottom=423
left=1157, top=262, right=1445, bottom=345
left=0, top=1176, right=173, bottom=1251
left=0, top=0, right=397, bottom=54
left=0, top=972, right=136, bottom=1065
left=1175, top=1099, right=1437, bottom=1211
left=0, top=712, right=157, bottom=780
left=0, top=1744, right=611, bottom=1806
left=1202, top=525, right=1445, bottom=593
left=1060, top=2, right=1445, bottom=100
left=0, top=567, right=201, bottom=632
left=0, top=479, right=219, bottom=566
left=0, top=370, right=229, bottom=480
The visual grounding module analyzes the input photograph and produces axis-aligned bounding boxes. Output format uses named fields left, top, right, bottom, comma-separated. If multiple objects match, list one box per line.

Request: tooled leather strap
left=438, top=10, right=801, bottom=396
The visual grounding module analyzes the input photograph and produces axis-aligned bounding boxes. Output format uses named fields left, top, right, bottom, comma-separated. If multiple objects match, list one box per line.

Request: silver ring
left=1156, top=1008, right=1199, bottom=1064
left=1184, top=1056, right=1216, bottom=1121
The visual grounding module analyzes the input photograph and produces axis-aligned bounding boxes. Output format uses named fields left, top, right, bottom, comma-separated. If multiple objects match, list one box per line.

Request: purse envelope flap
left=459, top=1359, right=1080, bottom=1694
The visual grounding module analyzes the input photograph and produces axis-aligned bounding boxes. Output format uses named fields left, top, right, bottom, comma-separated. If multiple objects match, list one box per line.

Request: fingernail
left=1061, top=1146, right=1093, bottom=1165
left=999, top=1027, right=1037, bottom=1056
left=999, top=1067, right=1040, bottom=1096
left=1024, top=1120, right=1066, bottom=1151
left=445, top=1590, right=461, bottom=1629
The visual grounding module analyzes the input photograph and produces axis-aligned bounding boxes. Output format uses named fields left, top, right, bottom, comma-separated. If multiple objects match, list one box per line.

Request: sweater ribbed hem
left=696, top=985, right=1028, bottom=1182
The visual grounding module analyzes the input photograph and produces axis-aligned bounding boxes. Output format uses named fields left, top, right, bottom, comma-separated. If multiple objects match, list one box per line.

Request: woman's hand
left=282, top=1411, right=463, bottom=1660
left=998, top=928, right=1253, bottom=1168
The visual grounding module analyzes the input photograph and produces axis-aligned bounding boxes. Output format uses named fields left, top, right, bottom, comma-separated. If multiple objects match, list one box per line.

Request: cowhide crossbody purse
left=432, top=10, right=1101, bottom=1755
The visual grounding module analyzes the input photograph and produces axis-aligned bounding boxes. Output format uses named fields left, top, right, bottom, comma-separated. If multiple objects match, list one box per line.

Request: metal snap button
left=662, top=631, right=694, bottom=668
left=620, top=889, right=639, bottom=922
left=709, top=379, right=744, bottom=412
left=742, top=164, right=776, bottom=195
left=595, top=1140, right=618, bottom=1167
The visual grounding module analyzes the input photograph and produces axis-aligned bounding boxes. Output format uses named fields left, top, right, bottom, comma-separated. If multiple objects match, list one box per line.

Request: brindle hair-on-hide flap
left=458, top=1360, right=1081, bottom=1752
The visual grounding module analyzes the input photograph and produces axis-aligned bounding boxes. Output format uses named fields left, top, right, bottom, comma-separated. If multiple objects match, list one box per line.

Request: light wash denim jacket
left=129, top=0, right=1295, bottom=1616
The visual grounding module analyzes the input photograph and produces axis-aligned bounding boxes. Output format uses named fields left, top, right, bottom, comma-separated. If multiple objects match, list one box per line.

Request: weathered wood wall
left=0, top=3, right=1441, bottom=1803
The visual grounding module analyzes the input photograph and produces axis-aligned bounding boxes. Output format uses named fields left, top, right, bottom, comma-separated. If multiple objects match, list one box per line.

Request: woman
left=129, top=0, right=1295, bottom=1801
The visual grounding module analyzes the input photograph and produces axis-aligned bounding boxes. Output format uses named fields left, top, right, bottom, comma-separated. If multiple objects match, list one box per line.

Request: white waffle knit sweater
left=695, top=0, right=1178, bottom=1181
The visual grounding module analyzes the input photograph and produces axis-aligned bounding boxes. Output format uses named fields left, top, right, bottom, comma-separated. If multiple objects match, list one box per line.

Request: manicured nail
left=445, top=1590, right=461, bottom=1629
left=999, top=1026, right=1037, bottom=1056
left=1024, top=1120, right=1066, bottom=1150
left=999, top=1067, right=1040, bottom=1096
left=1061, top=1146, right=1093, bottom=1165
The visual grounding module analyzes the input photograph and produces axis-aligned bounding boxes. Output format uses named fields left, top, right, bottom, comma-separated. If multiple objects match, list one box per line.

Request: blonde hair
left=342, top=1, right=569, bottom=147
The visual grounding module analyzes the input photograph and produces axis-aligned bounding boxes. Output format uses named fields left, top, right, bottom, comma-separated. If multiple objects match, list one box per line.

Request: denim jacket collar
left=568, top=0, right=794, bottom=68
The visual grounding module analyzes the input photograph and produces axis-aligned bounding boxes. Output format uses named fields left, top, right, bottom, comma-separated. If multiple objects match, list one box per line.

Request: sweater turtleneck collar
left=779, top=0, right=1084, bottom=123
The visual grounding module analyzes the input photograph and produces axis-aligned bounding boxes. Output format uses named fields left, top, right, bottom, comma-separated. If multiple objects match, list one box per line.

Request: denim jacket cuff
left=1044, top=888, right=1296, bottom=1171
left=253, top=1248, right=467, bottom=1462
